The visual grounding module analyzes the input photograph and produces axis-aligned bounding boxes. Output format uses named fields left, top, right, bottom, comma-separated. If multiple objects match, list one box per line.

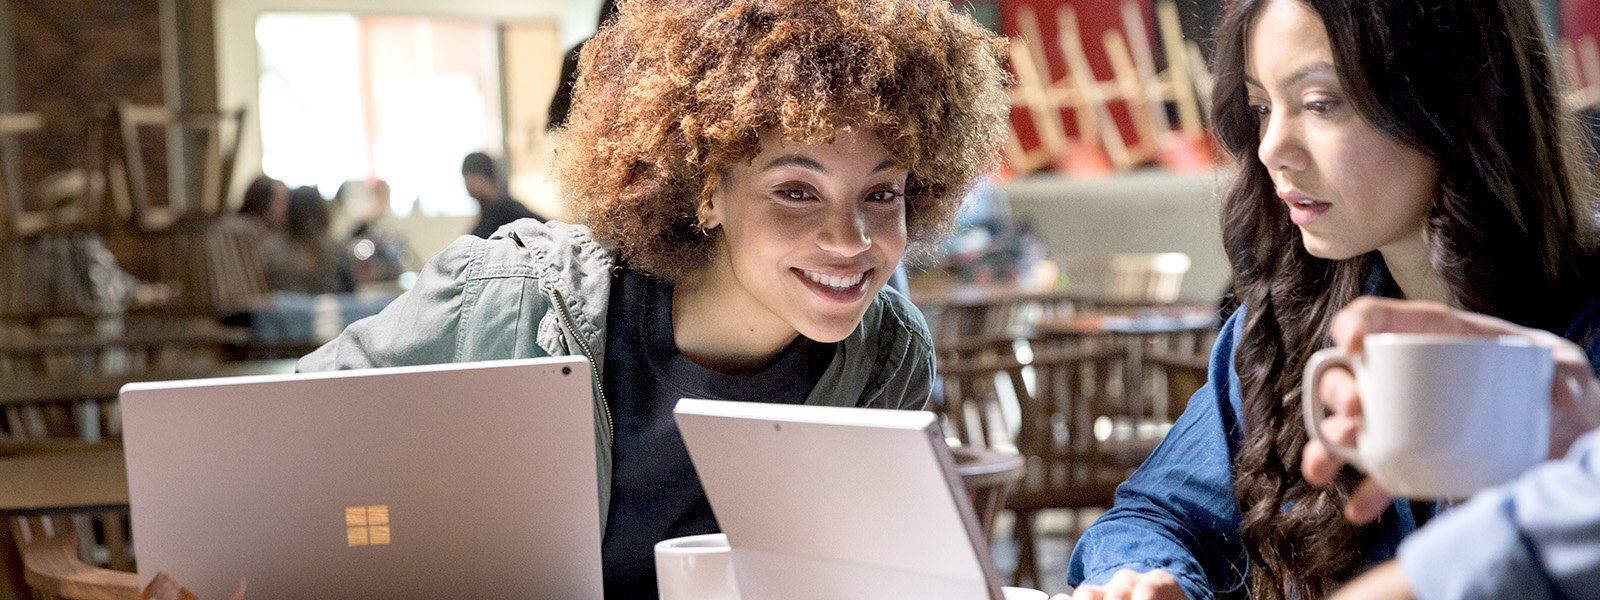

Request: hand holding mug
left=1302, top=297, right=1600, bottom=523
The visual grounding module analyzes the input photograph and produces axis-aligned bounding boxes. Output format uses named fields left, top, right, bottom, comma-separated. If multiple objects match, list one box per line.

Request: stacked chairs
left=1003, top=0, right=1215, bottom=175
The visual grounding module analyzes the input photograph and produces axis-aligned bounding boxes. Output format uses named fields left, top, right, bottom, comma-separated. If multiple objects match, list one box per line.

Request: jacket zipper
left=548, top=287, right=614, bottom=446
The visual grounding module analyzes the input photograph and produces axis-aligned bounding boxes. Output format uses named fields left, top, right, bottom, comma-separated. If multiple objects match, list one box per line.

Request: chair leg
left=1011, top=509, right=1037, bottom=588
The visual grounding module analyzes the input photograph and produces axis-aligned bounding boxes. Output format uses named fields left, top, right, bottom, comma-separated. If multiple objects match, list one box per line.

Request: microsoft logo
left=346, top=505, right=391, bottom=547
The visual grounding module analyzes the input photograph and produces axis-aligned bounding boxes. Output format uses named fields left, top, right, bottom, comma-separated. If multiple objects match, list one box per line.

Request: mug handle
left=1301, top=347, right=1366, bottom=471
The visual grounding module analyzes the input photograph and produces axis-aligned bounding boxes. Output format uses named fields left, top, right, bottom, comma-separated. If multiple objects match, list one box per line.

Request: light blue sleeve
left=1398, top=430, right=1600, bottom=600
left=1066, top=312, right=1251, bottom=600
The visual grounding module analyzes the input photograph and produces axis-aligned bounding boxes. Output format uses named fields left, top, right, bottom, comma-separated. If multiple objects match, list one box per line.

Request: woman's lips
left=793, top=267, right=873, bottom=303
left=1279, top=189, right=1331, bottom=225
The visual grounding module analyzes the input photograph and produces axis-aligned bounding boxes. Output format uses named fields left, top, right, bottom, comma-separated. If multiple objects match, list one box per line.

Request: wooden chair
left=1145, top=351, right=1208, bottom=421
left=951, top=446, right=1026, bottom=545
left=14, top=514, right=138, bottom=600
left=1061, top=253, right=1191, bottom=304
left=1007, top=346, right=1143, bottom=587
left=934, top=350, right=1029, bottom=451
left=932, top=354, right=1030, bottom=546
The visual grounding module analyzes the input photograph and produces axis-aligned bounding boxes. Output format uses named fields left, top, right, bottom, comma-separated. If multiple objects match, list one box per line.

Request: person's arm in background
left=1330, top=430, right=1600, bottom=600
left=1062, top=312, right=1254, bottom=600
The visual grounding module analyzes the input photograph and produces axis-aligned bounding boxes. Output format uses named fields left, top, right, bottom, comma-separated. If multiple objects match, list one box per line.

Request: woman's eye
left=868, top=190, right=904, bottom=203
left=778, top=189, right=811, bottom=201
left=1246, top=102, right=1270, bottom=116
left=1304, top=99, right=1337, bottom=114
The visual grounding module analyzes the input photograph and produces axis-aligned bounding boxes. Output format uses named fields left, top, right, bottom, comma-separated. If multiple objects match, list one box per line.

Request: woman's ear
left=697, top=189, right=723, bottom=231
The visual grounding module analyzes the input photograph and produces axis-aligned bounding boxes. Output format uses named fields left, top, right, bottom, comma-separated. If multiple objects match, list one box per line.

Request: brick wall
left=9, top=0, right=162, bottom=212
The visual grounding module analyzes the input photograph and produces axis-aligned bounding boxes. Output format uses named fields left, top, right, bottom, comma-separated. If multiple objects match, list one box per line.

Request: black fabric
left=470, top=196, right=542, bottom=239
left=599, top=267, right=834, bottom=599
left=546, top=42, right=585, bottom=132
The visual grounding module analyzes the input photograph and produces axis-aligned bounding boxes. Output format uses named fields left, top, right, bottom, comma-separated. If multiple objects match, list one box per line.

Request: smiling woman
left=296, top=0, right=1010, bottom=597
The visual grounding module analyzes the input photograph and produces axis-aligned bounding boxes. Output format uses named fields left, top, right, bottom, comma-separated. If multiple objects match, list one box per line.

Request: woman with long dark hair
left=1065, top=0, right=1600, bottom=598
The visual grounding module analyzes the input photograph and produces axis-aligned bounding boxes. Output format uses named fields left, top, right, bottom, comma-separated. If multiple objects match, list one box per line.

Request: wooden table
left=0, top=449, right=129, bottom=600
left=0, top=448, right=128, bottom=514
left=0, top=359, right=298, bottom=406
left=1031, top=307, right=1220, bottom=338
left=950, top=446, right=1026, bottom=544
left=1032, top=307, right=1220, bottom=424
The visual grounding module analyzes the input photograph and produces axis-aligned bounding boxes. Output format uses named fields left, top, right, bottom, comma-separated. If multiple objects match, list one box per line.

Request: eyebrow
left=762, top=155, right=898, bottom=174
left=1243, top=60, right=1336, bottom=90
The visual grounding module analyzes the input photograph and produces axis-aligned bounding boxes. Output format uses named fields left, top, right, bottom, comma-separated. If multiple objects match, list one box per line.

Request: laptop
left=673, top=398, right=1012, bottom=600
left=120, top=357, right=603, bottom=600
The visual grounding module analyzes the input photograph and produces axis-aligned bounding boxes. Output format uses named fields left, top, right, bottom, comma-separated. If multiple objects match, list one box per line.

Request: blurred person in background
left=236, top=174, right=289, bottom=234
left=462, top=151, right=544, bottom=239
left=262, top=186, right=356, bottom=295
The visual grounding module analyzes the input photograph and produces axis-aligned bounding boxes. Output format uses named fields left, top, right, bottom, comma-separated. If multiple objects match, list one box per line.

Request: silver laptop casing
left=121, top=357, right=602, bottom=600
left=674, top=398, right=1004, bottom=600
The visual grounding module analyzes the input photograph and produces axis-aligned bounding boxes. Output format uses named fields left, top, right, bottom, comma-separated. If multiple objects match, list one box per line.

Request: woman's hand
left=1049, top=569, right=1187, bottom=600
left=1301, top=297, right=1600, bottom=523
left=1328, top=560, right=1413, bottom=600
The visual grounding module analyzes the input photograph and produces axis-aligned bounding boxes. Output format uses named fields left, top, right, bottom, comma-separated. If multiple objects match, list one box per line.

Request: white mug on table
left=654, top=533, right=1051, bottom=600
left=1302, top=333, right=1553, bottom=499
left=656, top=533, right=740, bottom=600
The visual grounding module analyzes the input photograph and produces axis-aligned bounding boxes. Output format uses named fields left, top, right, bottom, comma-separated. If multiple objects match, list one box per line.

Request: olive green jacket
left=297, top=219, right=936, bottom=531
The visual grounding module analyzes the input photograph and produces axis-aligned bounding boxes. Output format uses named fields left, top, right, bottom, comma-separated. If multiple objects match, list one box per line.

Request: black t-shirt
left=599, top=267, right=833, bottom=599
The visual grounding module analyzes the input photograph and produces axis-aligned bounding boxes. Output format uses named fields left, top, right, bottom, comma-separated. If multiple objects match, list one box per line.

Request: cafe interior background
left=0, top=0, right=1596, bottom=597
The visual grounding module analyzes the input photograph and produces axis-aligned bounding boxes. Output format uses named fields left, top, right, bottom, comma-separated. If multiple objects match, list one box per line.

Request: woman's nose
left=817, top=204, right=871, bottom=256
left=1257, top=111, right=1309, bottom=174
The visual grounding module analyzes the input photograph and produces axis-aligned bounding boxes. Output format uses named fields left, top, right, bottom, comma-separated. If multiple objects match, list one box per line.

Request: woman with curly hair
left=299, top=0, right=1009, bottom=596
left=1063, top=0, right=1600, bottom=599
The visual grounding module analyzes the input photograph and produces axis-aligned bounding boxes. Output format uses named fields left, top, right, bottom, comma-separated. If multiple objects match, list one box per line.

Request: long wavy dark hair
left=1210, top=0, right=1600, bottom=598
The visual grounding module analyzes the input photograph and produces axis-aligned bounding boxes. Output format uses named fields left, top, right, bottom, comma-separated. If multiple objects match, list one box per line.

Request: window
left=256, top=13, right=504, bottom=217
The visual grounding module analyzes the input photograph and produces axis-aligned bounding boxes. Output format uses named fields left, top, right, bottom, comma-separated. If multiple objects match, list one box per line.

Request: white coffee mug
left=1302, top=334, right=1553, bottom=499
left=655, top=533, right=740, bottom=600
left=1002, top=587, right=1049, bottom=600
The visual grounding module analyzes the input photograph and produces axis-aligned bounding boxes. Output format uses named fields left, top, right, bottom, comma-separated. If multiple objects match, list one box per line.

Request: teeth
left=803, top=269, right=866, bottom=289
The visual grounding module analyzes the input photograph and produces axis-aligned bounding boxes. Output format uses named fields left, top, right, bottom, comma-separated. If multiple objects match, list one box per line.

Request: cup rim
left=1364, top=333, right=1534, bottom=347
left=654, top=533, right=730, bottom=554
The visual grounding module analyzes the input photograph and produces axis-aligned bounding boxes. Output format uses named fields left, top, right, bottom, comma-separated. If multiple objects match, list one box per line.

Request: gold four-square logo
left=346, top=505, right=391, bottom=546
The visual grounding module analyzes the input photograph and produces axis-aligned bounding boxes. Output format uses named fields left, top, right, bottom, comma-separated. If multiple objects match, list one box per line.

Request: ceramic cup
left=655, top=533, right=740, bottom=600
left=655, top=533, right=1051, bottom=600
left=1002, top=586, right=1050, bottom=600
left=1302, top=334, right=1553, bottom=498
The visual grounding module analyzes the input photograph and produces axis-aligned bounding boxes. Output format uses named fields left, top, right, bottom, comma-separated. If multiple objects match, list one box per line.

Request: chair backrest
left=15, top=514, right=138, bottom=600
left=1007, top=345, right=1136, bottom=510
left=1107, top=252, right=1190, bottom=302
left=933, top=351, right=1029, bottom=450
left=108, top=103, right=246, bottom=230
left=0, top=112, right=109, bottom=240
left=1146, top=352, right=1208, bottom=420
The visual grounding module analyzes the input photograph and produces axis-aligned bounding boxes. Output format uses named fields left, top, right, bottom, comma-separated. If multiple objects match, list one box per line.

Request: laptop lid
left=673, top=398, right=1004, bottom=600
left=121, top=357, right=602, bottom=600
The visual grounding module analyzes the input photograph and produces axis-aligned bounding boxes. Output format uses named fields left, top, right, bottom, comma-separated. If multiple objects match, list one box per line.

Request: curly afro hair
left=552, top=0, right=1011, bottom=280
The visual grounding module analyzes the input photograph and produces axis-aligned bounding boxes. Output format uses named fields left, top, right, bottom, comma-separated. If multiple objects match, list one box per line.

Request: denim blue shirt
left=1067, top=291, right=1600, bottom=600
